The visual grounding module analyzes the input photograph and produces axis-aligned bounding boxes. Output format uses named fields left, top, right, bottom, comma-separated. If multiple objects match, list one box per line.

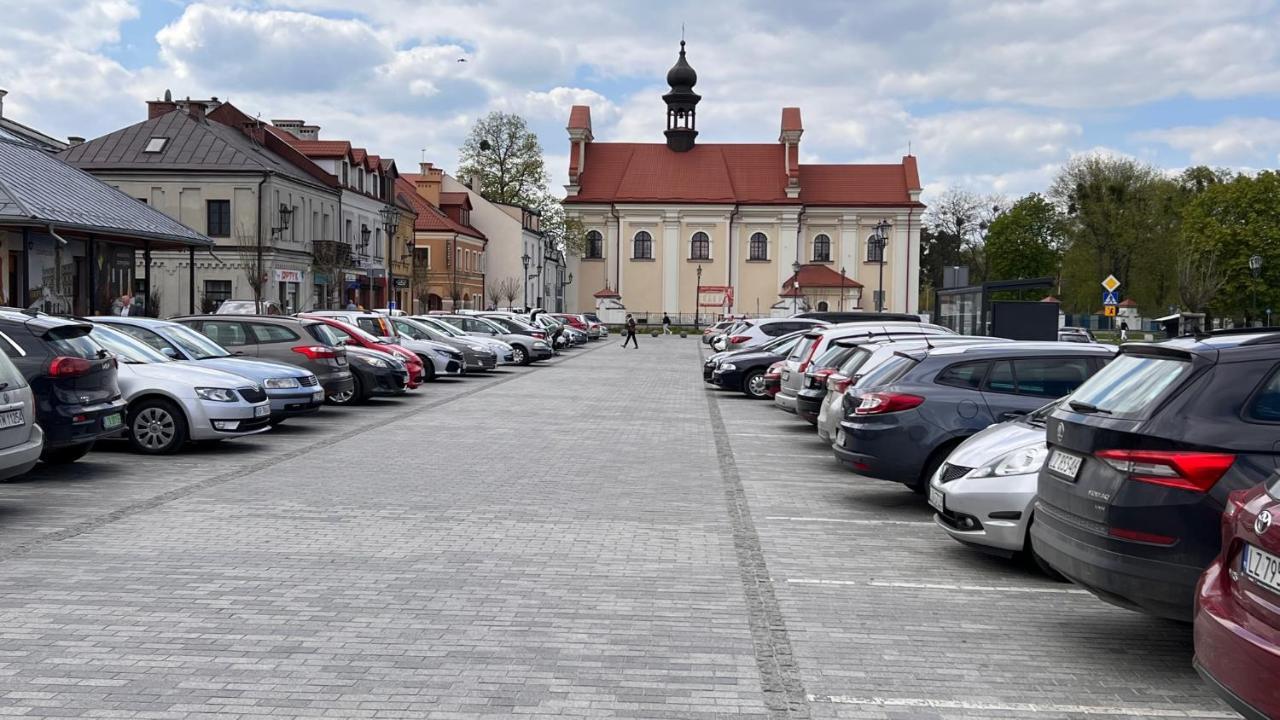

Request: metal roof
left=0, top=136, right=210, bottom=247
left=58, top=108, right=326, bottom=189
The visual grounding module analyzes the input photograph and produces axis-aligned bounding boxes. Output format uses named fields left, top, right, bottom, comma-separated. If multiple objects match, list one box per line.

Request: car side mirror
left=161, top=347, right=177, bottom=358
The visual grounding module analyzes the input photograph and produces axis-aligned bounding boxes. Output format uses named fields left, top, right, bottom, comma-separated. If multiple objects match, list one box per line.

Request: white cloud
left=1137, top=118, right=1280, bottom=167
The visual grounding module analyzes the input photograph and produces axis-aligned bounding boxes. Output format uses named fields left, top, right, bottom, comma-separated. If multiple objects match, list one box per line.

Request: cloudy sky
left=3, top=0, right=1278, bottom=200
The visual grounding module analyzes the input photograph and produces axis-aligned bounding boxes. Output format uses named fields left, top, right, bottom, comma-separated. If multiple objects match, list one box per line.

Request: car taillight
left=1095, top=449, right=1236, bottom=493
left=729, top=335, right=751, bottom=344
left=1107, top=527, right=1177, bottom=546
left=531, top=331, right=545, bottom=339
left=292, top=345, right=339, bottom=360
left=829, top=374, right=852, bottom=394
left=48, top=356, right=93, bottom=378
left=854, top=392, right=925, bottom=415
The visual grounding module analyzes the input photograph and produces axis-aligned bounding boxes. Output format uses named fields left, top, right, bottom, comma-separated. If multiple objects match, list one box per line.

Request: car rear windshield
left=855, top=354, right=917, bottom=389
left=811, top=345, right=853, bottom=370
left=1066, top=353, right=1192, bottom=418
left=787, top=336, right=819, bottom=362
left=356, top=317, right=392, bottom=338
left=838, top=347, right=874, bottom=376
left=45, top=325, right=105, bottom=359
left=306, top=322, right=343, bottom=346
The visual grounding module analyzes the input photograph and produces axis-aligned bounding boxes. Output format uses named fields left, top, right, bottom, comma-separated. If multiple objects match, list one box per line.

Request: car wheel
left=128, top=399, right=189, bottom=455
left=512, top=345, right=529, bottom=365
left=418, top=355, right=437, bottom=382
left=914, top=443, right=959, bottom=495
left=742, top=370, right=769, bottom=399
left=40, top=442, right=94, bottom=465
left=328, top=374, right=365, bottom=405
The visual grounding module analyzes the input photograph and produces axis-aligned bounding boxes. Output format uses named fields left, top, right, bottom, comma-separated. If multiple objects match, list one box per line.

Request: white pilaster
left=663, top=211, right=680, bottom=313
left=778, top=210, right=800, bottom=292
left=607, top=214, right=620, bottom=296
left=839, top=213, right=859, bottom=276
left=892, top=213, right=909, bottom=312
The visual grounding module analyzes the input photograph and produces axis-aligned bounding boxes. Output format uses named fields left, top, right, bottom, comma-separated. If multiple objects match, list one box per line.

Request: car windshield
left=335, top=322, right=382, bottom=344
left=1065, top=353, right=1191, bottom=418
left=396, top=318, right=441, bottom=341
left=854, top=354, right=917, bottom=389
left=164, top=324, right=231, bottom=359
left=423, top=319, right=465, bottom=337
left=355, top=317, right=394, bottom=339
left=471, top=317, right=508, bottom=334
left=92, top=325, right=170, bottom=364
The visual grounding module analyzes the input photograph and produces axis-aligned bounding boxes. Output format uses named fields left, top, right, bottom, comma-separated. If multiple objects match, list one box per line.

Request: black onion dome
left=666, top=41, right=697, bottom=91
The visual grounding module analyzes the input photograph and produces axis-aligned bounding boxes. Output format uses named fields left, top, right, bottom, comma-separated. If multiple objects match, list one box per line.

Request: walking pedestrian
left=110, top=293, right=133, bottom=316
left=621, top=313, right=639, bottom=349
left=662, top=313, right=672, bottom=335
left=1119, top=320, right=1129, bottom=342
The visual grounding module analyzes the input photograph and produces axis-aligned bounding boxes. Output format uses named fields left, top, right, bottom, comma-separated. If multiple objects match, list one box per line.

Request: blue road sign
left=1102, top=290, right=1120, bottom=305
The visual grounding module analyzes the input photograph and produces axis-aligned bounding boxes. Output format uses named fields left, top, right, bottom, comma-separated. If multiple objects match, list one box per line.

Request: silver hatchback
left=0, top=349, right=43, bottom=480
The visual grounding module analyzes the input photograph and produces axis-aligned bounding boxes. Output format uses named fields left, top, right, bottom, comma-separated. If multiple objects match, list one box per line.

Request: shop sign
left=393, top=278, right=410, bottom=288
left=274, top=269, right=304, bottom=283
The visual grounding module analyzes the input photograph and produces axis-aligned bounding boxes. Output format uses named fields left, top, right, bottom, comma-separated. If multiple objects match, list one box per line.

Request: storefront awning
left=0, top=136, right=211, bottom=249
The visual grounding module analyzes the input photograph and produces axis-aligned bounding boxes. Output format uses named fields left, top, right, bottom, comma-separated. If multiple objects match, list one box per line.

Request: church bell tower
left=663, top=40, right=700, bottom=152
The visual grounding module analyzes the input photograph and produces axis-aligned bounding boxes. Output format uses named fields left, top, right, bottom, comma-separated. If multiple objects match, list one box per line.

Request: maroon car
left=1194, top=477, right=1280, bottom=720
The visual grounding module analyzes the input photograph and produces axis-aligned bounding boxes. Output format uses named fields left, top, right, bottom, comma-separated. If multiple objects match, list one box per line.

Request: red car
left=552, top=313, right=601, bottom=340
left=303, top=316, right=424, bottom=389
left=1194, top=478, right=1280, bottom=720
left=762, top=361, right=784, bottom=398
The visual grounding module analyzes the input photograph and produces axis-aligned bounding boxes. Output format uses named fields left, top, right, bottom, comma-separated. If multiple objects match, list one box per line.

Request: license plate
left=102, top=413, right=122, bottom=430
left=0, top=409, right=22, bottom=429
left=1047, top=449, right=1082, bottom=480
left=929, top=487, right=946, bottom=512
left=1244, top=544, right=1280, bottom=594
left=253, top=405, right=270, bottom=418
left=781, top=371, right=790, bottom=381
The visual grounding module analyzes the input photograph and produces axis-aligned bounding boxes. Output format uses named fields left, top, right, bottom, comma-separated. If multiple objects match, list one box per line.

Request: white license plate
left=781, top=371, right=790, bottom=381
left=253, top=405, right=271, bottom=418
left=102, top=413, right=122, bottom=430
left=1244, top=544, right=1280, bottom=594
left=929, top=487, right=946, bottom=512
left=1047, top=449, right=1082, bottom=480
left=0, top=409, right=23, bottom=429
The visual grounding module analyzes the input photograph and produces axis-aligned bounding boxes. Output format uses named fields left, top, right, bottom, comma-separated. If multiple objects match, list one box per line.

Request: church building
left=563, top=41, right=925, bottom=320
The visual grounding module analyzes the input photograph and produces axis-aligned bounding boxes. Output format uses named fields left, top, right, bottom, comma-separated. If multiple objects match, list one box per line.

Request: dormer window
left=143, top=137, right=168, bottom=153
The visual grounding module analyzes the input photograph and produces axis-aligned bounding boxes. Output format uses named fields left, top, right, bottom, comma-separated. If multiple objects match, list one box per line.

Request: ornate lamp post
left=521, top=252, right=531, bottom=310
left=359, top=225, right=372, bottom=308
left=379, top=205, right=400, bottom=310
left=791, top=261, right=801, bottom=314
left=1250, top=254, right=1263, bottom=325
left=695, top=264, right=703, bottom=330
left=261, top=203, right=293, bottom=314
left=873, top=219, right=890, bottom=312
left=839, top=266, right=847, bottom=311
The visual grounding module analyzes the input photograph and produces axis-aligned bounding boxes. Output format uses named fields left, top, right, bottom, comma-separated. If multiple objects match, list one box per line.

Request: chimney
left=184, top=99, right=207, bottom=122
left=147, top=96, right=177, bottom=119
left=67, top=136, right=84, bottom=146
left=300, top=124, right=320, bottom=140
left=0, top=89, right=6, bottom=118
left=414, top=162, right=443, bottom=206
left=242, top=119, right=266, bottom=145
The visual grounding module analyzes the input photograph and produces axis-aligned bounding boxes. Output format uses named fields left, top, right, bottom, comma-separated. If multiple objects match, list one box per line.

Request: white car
left=929, top=399, right=1061, bottom=574
left=90, top=325, right=272, bottom=454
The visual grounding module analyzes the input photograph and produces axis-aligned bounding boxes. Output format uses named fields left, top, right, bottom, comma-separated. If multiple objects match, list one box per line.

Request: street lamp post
left=263, top=203, right=293, bottom=314
left=839, top=266, right=847, bottom=311
left=873, top=219, right=890, bottom=312
left=379, top=205, right=400, bottom=311
left=521, top=252, right=530, bottom=311
left=791, top=261, right=801, bottom=315
left=359, top=225, right=372, bottom=308
left=1250, top=254, right=1263, bottom=326
left=695, top=264, right=703, bottom=330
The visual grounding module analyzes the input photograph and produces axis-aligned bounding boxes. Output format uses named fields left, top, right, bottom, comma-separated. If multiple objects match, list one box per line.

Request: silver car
left=410, top=316, right=514, bottom=364
left=90, top=325, right=272, bottom=454
left=400, top=316, right=499, bottom=372
left=722, top=317, right=829, bottom=351
left=775, top=322, right=955, bottom=414
left=434, top=314, right=538, bottom=365
left=0, top=349, right=43, bottom=480
left=929, top=400, right=1059, bottom=572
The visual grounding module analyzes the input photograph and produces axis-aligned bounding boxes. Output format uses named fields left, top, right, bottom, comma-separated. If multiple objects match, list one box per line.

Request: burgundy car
left=1194, top=477, right=1280, bottom=720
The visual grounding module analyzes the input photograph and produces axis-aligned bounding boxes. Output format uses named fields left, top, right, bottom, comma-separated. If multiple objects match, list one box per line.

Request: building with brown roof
left=563, top=41, right=925, bottom=320
left=396, top=167, right=487, bottom=311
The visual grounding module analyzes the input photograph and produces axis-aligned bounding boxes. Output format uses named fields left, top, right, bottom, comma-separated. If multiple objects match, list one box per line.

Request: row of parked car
left=703, top=314, right=1280, bottom=720
left=0, top=307, right=605, bottom=470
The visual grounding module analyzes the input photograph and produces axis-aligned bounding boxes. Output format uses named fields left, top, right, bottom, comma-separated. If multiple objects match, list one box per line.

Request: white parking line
left=766, top=516, right=934, bottom=526
left=728, top=432, right=811, bottom=438
left=808, top=695, right=1239, bottom=718
left=787, top=578, right=1088, bottom=594
left=741, top=452, right=834, bottom=459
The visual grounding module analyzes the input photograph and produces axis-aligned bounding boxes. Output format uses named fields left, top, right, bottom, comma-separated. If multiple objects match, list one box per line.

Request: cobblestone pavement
left=0, top=338, right=1239, bottom=719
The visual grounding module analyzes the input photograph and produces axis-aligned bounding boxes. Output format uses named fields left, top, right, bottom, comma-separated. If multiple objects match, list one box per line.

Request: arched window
left=633, top=231, right=653, bottom=259
left=867, top=233, right=886, bottom=263
left=748, top=232, right=768, bottom=261
left=817, top=301, right=829, bottom=311
left=585, top=230, right=603, bottom=259
left=690, top=231, right=710, bottom=260
left=812, top=234, right=831, bottom=262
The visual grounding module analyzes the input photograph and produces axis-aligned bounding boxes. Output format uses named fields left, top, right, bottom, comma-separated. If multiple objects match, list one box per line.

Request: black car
left=332, top=346, right=409, bottom=404
left=708, top=331, right=808, bottom=398
left=833, top=342, right=1114, bottom=492
left=793, top=345, right=858, bottom=423
left=794, top=310, right=921, bottom=323
left=1032, top=330, right=1280, bottom=621
left=0, top=309, right=127, bottom=464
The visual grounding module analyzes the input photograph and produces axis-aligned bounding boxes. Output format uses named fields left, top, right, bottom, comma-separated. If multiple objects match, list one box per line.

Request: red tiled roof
left=278, top=135, right=352, bottom=158
left=781, top=107, right=802, bottom=133
left=566, top=143, right=923, bottom=207
left=394, top=177, right=485, bottom=240
left=439, top=191, right=472, bottom=209
left=903, top=155, right=921, bottom=191
left=782, top=264, right=863, bottom=290
left=568, top=105, right=591, bottom=130
left=593, top=286, right=620, bottom=298
left=1118, top=298, right=1138, bottom=307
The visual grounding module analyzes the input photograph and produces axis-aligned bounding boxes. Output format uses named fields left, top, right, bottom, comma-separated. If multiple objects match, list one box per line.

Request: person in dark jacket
left=621, top=313, right=639, bottom=349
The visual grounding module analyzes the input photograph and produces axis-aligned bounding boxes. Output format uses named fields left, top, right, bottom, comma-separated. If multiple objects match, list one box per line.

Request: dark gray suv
left=831, top=342, right=1115, bottom=492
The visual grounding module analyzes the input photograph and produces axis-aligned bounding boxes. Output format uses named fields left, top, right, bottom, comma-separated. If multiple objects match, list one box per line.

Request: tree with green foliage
left=457, top=112, right=549, bottom=208
left=1181, top=171, right=1280, bottom=322
left=983, top=193, right=1064, bottom=284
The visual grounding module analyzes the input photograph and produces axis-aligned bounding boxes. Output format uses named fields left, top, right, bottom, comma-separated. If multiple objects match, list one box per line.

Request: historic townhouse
left=396, top=166, right=487, bottom=311
left=60, top=94, right=341, bottom=314
left=563, top=42, right=924, bottom=320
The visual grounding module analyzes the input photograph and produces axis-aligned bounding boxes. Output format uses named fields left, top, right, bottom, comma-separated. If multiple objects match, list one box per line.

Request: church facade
left=563, top=42, right=925, bottom=321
